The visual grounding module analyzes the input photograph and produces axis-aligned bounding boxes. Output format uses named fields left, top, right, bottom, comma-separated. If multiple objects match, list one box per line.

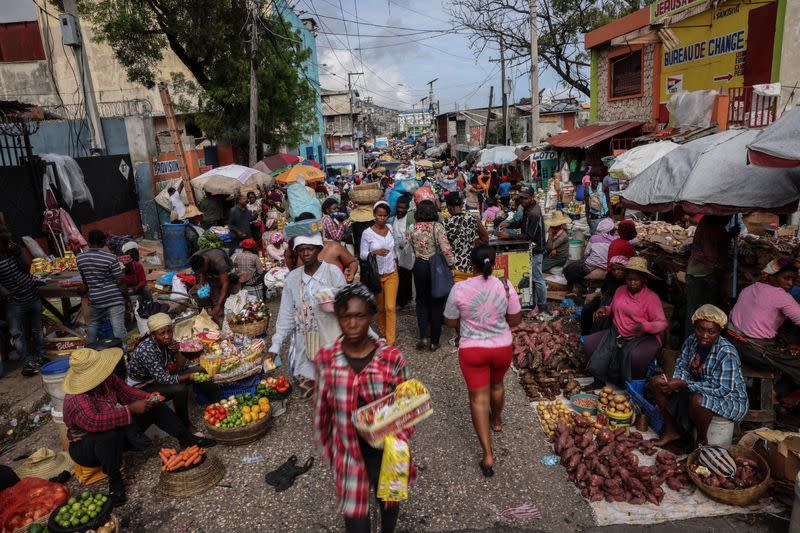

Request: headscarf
left=240, top=238, right=257, bottom=250
left=762, top=257, right=800, bottom=277
left=147, top=312, right=172, bottom=333
left=582, top=175, right=592, bottom=185
left=609, top=255, right=629, bottom=267
left=121, top=241, right=139, bottom=253
left=269, top=232, right=285, bottom=245
left=691, top=304, right=728, bottom=328
left=596, top=218, right=614, bottom=234
left=334, top=282, right=378, bottom=314
left=373, top=200, right=390, bottom=213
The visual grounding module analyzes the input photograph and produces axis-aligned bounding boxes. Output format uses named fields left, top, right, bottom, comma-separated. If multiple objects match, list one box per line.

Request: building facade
left=321, top=89, right=358, bottom=150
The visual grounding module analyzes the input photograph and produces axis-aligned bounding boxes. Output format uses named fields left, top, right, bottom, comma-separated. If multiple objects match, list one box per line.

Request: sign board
left=531, top=151, right=557, bottom=161
left=492, top=250, right=530, bottom=288
left=660, top=0, right=756, bottom=103
left=649, top=0, right=707, bottom=24
left=154, top=159, right=180, bottom=176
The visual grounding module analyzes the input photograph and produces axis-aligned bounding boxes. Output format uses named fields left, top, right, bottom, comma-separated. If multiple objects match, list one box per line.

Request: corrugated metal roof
left=546, top=121, right=644, bottom=148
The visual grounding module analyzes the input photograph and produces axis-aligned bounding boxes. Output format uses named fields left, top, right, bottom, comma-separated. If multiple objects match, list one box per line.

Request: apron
left=298, top=266, right=342, bottom=362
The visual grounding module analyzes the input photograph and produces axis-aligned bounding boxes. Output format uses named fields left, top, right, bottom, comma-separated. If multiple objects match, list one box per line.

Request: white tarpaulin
left=194, top=164, right=272, bottom=195
left=621, top=129, right=800, bottom=214
left=747, top=105, right=800, bottom=166
left=608, top=142, right=679, bottom=180
left=476, top=146, right=518, bottom=168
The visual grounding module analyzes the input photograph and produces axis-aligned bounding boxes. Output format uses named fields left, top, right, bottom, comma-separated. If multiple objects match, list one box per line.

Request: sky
left=294, top=0, right=569, bottom=113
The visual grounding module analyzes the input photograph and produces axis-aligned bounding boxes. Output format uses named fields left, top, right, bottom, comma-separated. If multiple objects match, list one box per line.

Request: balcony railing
left=727, top=86, right=778, bottom=128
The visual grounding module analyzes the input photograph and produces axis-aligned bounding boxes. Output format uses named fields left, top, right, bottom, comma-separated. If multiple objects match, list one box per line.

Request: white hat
left=121, top=241, right=139, bottom=253
left=293, top=233, right=324, bottom=249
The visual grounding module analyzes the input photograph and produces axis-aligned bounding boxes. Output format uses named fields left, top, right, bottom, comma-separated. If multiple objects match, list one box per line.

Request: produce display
left=257, top=376, right=290, bottom=396
left=197, top=232, right=224, bottom=250
left=229, top=301, right=268, bottom=325
left=692, top=456, right=765, bottom=490
left=512, top=320, right=584, bottom=401
left=572, top=396, right=598, bottom=410
left=159, top=446, right=206, bottom=472
left=597, top=387, right=633, bottom=418
left=204, top=393, right=270, bottom=428
left=193, top=372, right=211, bottom=383
left=51, top=492, right=109, bottom=529
left=179, top=339, right=204, bottom=353
left=355, top=379, right=429, bottom=427
left=30, top=252, right=77, bottom=277
left=551, top=413, right=691, bottom=505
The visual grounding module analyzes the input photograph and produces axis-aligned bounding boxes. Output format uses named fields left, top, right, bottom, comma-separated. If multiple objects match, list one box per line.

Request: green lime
left=89, top=510, right=98, bottom=519
left=81, top=491, right=90, bottom=500
left=70, top=518, right=80, bottom=527
left=81, top=515, right=90, bottom=524
left=67, top=497, right=76, bottom=505
left=58, top=506, right=67, bottom=514
left=100, top=495, right=108, bottom=504
left=71, top=503, right=81, bottom=512
left=87, top=504, right=97, bottom=512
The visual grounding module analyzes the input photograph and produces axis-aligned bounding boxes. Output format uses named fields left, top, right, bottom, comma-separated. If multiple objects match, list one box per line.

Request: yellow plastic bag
left=376, top=435, right=410, bottom=502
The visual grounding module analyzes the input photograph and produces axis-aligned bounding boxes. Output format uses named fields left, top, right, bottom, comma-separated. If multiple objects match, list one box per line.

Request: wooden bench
left=741, top=365, right=776, bottom=428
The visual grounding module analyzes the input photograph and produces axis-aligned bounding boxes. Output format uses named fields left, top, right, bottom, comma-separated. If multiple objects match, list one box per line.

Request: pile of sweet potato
left=551, top=413, right=691, bottom=505
left=513, top=319, right=584, bottom=401
left=695, top=456, right=765, bottom=490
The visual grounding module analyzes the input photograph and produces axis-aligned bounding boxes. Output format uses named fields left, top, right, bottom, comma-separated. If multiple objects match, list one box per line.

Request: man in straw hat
left=542, top=210, right=571, bottom=274
left=650, top=304, right=747, bottom=448
left=268, top=231, right=346, bottom=399
left=63, top=347, right=216, bottom=505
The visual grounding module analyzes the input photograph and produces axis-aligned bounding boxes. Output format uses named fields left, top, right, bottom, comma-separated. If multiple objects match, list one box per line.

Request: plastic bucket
left=51, top=408, right=68, bottom=451
left=694, top=415, right=734, bottom=446
left=41, top=358, right=70, bottom=413
left=568, top=239, right=585, bottom=261
left=790, top=472, right=800, bottom=533
left=161, top=223, right=190, bottom=269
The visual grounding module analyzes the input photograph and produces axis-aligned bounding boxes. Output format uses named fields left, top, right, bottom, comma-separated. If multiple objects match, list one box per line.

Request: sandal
left=298, top=379, right=314, bottom=400
left=479, top=461, right=494, bottom=477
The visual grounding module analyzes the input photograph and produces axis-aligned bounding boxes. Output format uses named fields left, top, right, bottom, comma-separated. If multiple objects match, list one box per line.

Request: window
left=0, top=21, right=45, bottom=62
left=609, top=49, right=642, bottom=98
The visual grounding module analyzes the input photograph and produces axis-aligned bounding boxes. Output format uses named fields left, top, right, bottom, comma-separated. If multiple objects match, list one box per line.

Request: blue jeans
left=87, top=304, right=127, bottom=347
left=8, top=299, right=45, bottom=365
left=530, top=252, right=547, bottom=309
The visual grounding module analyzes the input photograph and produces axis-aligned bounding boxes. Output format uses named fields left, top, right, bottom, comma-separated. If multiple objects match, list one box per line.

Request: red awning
left=546, top=121, right=644, bottom=149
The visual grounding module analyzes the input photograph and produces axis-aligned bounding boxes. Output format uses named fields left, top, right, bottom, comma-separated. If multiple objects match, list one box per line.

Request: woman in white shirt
left=360, top=201, right=398, bottom=344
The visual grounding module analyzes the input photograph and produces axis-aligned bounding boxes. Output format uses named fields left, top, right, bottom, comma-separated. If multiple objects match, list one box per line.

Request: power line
left=300, top=7, right=454, bottom=32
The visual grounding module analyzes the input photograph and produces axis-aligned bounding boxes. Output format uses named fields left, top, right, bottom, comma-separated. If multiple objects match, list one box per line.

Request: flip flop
left=479, top=461, right=494, bottom=477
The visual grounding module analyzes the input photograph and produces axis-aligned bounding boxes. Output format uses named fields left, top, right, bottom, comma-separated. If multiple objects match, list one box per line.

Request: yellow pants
left=453, top=270, right=474, bottom=283
left=376, top=271, right=399, bottom=344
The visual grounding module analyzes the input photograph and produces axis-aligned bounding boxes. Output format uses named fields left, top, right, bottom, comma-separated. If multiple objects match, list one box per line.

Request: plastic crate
left=625, top=379, right=664, bottom=434
left=194, top=373, right=262, bottom=406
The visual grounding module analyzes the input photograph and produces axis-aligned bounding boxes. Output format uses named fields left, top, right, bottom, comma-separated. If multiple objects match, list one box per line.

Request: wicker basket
left=687, top=445, right=771, bottom=506
left=228, top=316, right=270, bottom=337
left=353, top=182, right=380, bottom=191
left=158, top=454, right=225, bottom=498
left=353, top=392, right=433, bottom=448
left=204, top=410, right=272, bottom=446
left=199, top=354, right=223, bottom=376
left=212, top=364, right=262, bottom=383
left=350, top=188, right=383, bottom=204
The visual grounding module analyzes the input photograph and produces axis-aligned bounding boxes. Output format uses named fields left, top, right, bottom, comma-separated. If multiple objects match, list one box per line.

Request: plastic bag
left=287, top=181, right=322, bottom=220
left=40, top=153, right=94, bottom=208
left=377, top=435, right=410, bottom=502
left=22, top=236, right=47, bottom=258
left=170, top=276, right=190, bottom=302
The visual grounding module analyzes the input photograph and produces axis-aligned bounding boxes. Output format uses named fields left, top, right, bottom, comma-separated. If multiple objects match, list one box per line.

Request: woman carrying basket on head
left=314, top=283, right=415, bottom=533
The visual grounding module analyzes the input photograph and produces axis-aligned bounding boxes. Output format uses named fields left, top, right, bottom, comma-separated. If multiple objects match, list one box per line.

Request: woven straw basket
left=158, top=454, right=225, bottom=498
left=228, top=316, right=270, bottom=337
left=204, top=410, right=273, bottom=446
left=350, top=189, right=382, bottom=205
left=686, top=445, right=770, bottom=506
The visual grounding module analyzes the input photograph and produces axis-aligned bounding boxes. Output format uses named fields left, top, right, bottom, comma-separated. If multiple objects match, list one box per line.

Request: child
left=266, top=232, right=288, bottom=264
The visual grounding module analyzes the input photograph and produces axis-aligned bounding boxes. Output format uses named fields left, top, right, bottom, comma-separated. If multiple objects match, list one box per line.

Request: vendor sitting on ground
left=231, top=238, right=265, bottom=287
left=64, top=346, right=215, bottom=506
left=726, top=257, right=800, bottom=386
left=583, top=257, right=667, bottom=390
left=183, top=205, right=205, bottom=255
left=127, top=313, right=216, bottom=433
left=650, top=305, right=747, bottom=447
left=580, top=256, right=629, bottom=335
left=267, top=232, right=288, bottom=264
left=542, top=211, right=571, bottom=273
left=607, top=219, right=637, bottom=267
left=120, top=247, right=151, bottom=305
left=564, top=217, right=616, bottom=293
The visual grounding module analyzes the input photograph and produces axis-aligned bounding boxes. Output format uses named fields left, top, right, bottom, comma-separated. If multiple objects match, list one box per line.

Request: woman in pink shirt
left=583, top=257, right=667, bottom=390
left=726, top=258, right=800, bottom=385
left=444, top=245, right=522, bottom=477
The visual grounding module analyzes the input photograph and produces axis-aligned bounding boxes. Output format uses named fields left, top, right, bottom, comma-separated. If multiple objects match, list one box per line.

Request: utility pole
left=62, top=0, right=106, bottom=154
left=483, top=86, right=494, bottom=148
left=248, top=0, right=262, bottom=166
left=348, top=72, right=363, bottom=148
left=428, top=78, right=438, bottom=143
left=529, top=0, right=539, bottom=145
left=500, top=39, right=510, bottom=146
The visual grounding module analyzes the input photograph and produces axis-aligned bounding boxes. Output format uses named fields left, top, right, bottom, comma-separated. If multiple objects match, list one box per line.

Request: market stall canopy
left=747, top=106, right=800, bottom=167
left=546, top=121, right=644, bottom=149
left=301, top=159, right=321, bottom=169
left=425, top=144, right=447, bottom=157
left=258, top=153, right=301, bottom=173
left=608, top=141, right=679, bottom=180
left=415, top=159, right=434, bottom=169
left=621, top=129, right=800, bottom=215
left=193, top=164, right=273, bottom=196
left=475, top=146, right=517, bottom=168
left=275, top=163, right=326, bottom=184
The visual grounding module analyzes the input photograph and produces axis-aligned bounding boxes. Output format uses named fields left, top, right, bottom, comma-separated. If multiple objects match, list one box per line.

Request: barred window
left=610, top=50, right=642, bottom=98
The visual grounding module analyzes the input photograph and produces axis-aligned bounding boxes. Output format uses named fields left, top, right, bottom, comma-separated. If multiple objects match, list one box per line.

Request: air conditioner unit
left=59, top=13, right=81, bottom=47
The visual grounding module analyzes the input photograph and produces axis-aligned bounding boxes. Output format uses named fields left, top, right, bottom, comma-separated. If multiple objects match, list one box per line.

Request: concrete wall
left=29, top=117, right=129, bottom=157
left=0, top=5, right=196, bottom=115
left=596, top=43, right=655, bottom=123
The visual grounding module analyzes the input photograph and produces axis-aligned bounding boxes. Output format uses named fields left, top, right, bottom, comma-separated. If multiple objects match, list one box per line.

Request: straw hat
left=349, top=204, right=375, bottom=223
left=624, top=256, right=660, bottom=280
left=545, top=211, right=572, bottom=227
left=63, top=347, right=124, bottom=394
left=15, top=447, right=74, bottom=479
left=184, top=205, right=203, bottom=219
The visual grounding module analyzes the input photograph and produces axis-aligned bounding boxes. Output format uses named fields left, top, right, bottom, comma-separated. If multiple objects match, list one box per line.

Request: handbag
left=429, top=224, right=453, bottom=299
left=356, top=233, right=383, bottom=294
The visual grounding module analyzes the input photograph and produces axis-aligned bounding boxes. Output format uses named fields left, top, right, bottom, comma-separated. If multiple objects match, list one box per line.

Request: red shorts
left=458, top=345, right=513, bottom=391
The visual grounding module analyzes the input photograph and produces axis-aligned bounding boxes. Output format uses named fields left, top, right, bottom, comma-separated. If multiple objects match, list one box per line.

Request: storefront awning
left=546, top=121, right=644, bottom=149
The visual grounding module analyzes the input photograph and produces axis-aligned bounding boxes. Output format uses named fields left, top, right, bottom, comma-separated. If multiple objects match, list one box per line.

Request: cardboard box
left=739, top=428, right=800, bottom=482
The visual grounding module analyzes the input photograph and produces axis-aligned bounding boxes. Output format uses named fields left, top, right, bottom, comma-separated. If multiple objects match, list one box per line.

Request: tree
left=78, top=0, right=317, bottom=151
left=449, top=0, right=642, bottom=97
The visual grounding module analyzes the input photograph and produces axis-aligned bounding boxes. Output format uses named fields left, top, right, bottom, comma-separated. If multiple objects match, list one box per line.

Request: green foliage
left=79, top=0, right=317, bottom=151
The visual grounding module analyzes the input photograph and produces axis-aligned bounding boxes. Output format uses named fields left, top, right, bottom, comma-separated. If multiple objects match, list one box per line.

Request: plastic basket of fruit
left=193, top=373, right=262, bottom=406
left=625, top=379, right=664, bottom=434
left=353, top=380, right=433, bottom=448
left=203, top=394, right=273, bottom=446
left=48, top=491, right=112, bottom=533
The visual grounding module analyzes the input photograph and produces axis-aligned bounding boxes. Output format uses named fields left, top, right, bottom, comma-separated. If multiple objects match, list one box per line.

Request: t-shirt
left=730, top=282, right=800, bottom=339
left=123, top=261, right=146, bottom=291
left=444, top=276, right=521, bottom=349
left=228, top=206, right=253, bottom=238
left=498, top=182, right=512, bottom=197
left=444, top=213, right=480, bottom=272
left=168, top=191, right=186, bottom=220
left=76, top=248, right=125, bottom=308
left=0, top=249, right=37, bottom=303
left=193, top=248, right=233, bottom=277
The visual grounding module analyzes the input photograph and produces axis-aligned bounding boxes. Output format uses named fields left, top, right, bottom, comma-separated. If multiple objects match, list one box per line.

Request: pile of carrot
left=159, top=446, right=205, bottom=472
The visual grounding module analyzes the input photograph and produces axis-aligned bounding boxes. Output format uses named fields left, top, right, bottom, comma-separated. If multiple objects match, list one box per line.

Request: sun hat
left=147, top=312, right=172, bottom=333
left=692, top=304, right=728, bottom=328
left=121, top=241, right=139, bottom=254
left=240, top=238, right=257, bottom=250
left=545, top=211, right=572, bottom=227
left=63, top=347, right=124, bottom=394
left=624, top=256, right=660, bottom=280
left=762, top=257, right=800, bottom=276
left=184, top=205, right=203, bottom=219
left=517, top=188, right=533, bottom=199
left=293, top=232, right=324, bottom=249
left=14, top=448, right=74, bottom=479
left=269, top=232, right=285, bottom=245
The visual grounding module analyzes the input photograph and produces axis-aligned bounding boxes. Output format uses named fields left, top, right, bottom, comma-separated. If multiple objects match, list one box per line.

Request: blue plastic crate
left=194, top=373, right=262, bottom=406
left=625, top=379, right=664, bottom=434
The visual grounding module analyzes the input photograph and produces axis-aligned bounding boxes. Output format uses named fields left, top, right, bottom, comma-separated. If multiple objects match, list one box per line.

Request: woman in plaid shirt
left=314, top=283, right=414, bottom=533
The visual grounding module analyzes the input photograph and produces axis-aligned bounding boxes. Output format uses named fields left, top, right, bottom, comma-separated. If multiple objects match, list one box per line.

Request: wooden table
left=37, top=271, right=87, bottom=325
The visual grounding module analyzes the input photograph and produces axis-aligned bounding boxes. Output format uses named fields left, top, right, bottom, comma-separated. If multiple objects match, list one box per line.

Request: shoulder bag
left=356, top=231, right=382, bottom=294
left=430, top=223, right=454, bottom=299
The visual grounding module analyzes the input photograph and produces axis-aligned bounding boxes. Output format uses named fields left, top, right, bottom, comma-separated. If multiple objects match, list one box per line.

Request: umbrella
left=259, top=153, right=301, bottom=173
left=192, top=164, right=273, bottom=196
left=476, top=146, right=517, bottom=168
left=301, top=159, right=321, bottom=169
left=608, top=141, right=679, bottom=180
left=747, top=106, right=800, bottom=167
left=415, top=159, right=434, bottom=169
left=621, top=129, right=800, bottom=214
left=275, top=163, right=326, bottom=184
